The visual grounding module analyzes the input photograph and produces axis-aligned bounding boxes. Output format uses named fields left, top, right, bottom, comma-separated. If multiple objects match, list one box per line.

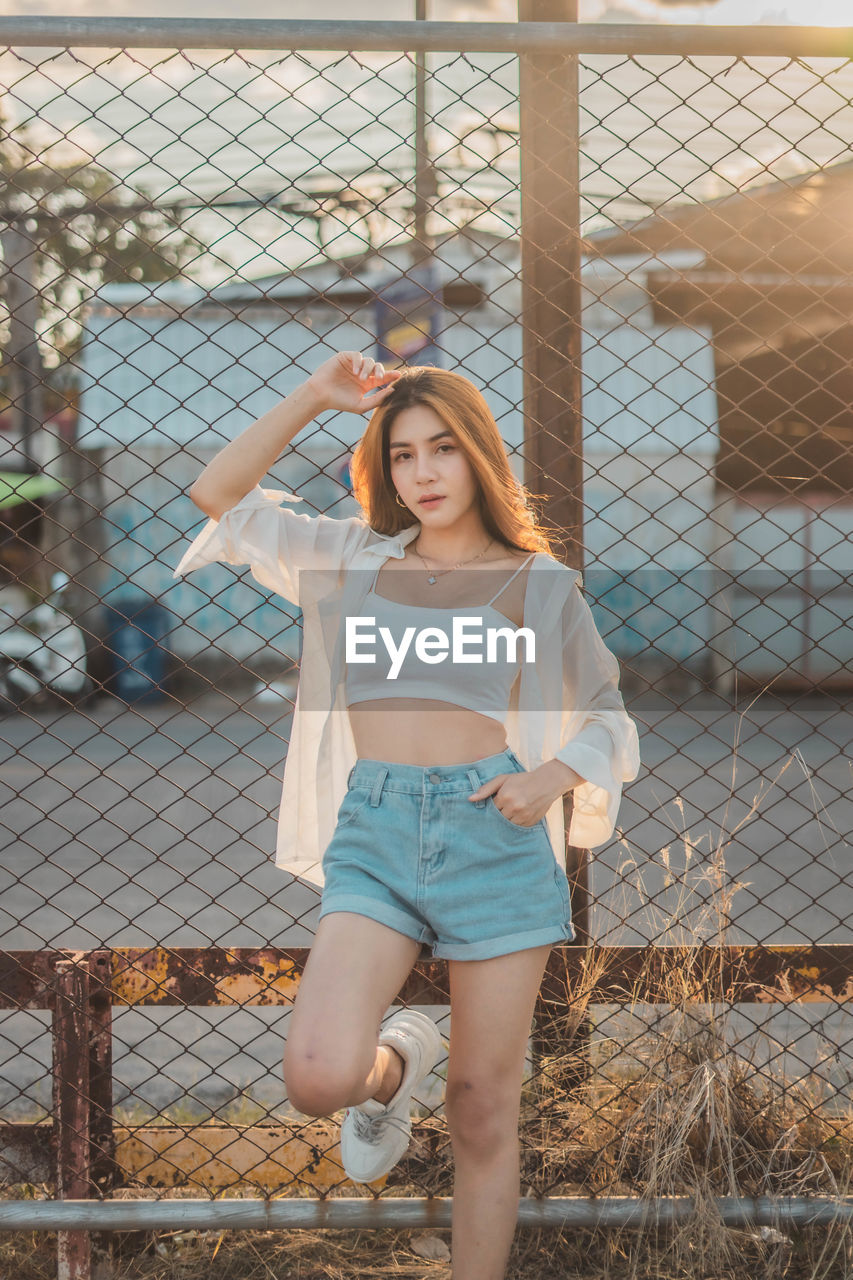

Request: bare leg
left=445, top=945, right=552, bottom=1280
left=283, top=911, right=421, bottom=1117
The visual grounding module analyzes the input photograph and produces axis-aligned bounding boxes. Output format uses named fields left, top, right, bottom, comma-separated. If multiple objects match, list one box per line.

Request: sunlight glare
left=786, top=0, right=853, bottom=23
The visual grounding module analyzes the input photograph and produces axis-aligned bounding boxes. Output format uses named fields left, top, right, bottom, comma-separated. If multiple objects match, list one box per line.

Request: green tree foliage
left=0, top=107, right=198, bottom=371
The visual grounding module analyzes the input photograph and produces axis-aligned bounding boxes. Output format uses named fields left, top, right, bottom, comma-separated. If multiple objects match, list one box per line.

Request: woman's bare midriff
left=346, top=544, right=535, bottom=766
left=348, top=701, right=511, bottom=765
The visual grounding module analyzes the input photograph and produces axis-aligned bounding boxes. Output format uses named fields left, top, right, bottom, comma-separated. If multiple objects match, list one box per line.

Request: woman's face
left=388, top=404, right=479, bottom=525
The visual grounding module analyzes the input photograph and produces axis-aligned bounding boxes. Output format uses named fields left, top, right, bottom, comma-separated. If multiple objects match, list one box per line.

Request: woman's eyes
left=393, top=446, right=454, bottom=461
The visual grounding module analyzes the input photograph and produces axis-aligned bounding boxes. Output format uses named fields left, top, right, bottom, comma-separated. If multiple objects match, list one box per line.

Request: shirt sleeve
left=553, top=579, right=641, bottom=849
left=171, top=485, right=368, bottom=608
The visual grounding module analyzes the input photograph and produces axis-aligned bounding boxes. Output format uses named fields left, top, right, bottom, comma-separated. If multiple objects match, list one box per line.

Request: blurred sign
left=374, top=263, right=442, bottom=369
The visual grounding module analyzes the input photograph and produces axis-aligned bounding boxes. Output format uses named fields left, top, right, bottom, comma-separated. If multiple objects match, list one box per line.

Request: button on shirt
left=172, top=485, right=641, bottom=889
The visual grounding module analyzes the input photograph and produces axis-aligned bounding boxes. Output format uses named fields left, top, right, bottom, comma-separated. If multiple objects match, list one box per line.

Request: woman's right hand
left=306, top=351, right=403, bottom=414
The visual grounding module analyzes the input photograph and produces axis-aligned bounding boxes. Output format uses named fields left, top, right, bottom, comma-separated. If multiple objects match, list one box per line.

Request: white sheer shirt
left=173, top=485, right=641, bottom=888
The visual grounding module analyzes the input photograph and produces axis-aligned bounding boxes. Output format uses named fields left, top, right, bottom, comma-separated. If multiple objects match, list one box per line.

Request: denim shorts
left=319, top=745, right=575, bottom=961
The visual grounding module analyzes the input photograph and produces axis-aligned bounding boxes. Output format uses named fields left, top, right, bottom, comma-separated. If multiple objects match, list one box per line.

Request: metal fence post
left=53, top=957, right=92, bottom=1280
left=518, top=0, right=592, bottom=1075
left=87, top=951, right=115, bottom=1273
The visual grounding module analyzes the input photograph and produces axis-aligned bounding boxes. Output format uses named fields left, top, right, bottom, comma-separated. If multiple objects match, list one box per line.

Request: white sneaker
left=340, top=1009, right=443, bottom=1184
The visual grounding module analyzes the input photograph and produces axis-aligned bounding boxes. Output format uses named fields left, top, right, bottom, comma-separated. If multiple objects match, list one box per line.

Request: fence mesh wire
left=0, top=31, right=850, bottom=1206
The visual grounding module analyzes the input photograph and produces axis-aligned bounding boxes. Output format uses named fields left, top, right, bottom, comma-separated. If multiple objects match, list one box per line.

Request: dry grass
left=1, top=695, right=851, bottom=1278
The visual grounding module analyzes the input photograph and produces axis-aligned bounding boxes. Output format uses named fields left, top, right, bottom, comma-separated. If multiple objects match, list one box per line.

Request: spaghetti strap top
left=345, top=552, right=537, bottom=725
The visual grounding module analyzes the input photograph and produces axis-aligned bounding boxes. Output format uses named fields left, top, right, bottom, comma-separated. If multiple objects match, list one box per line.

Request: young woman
left=175, top=350, right=640, bottom=1280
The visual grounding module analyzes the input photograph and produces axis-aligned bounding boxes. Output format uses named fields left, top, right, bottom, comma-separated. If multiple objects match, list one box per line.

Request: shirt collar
left=360, top=522, right=421, bottom=558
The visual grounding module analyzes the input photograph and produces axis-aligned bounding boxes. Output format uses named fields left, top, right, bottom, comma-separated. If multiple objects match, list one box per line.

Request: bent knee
left=284, top=1061, right=352, bottom=1116
left=283, top=1047, right=369, bottom=1117
left=445, top=1077, right=519, bottom=1153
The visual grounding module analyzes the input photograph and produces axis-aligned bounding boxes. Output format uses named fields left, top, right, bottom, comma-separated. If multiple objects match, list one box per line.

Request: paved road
left=0, top=688, right=849, bottom=1122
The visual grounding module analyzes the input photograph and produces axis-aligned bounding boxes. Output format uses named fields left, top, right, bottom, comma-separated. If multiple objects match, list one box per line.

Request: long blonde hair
left=350, top=367, right=566, bottom=558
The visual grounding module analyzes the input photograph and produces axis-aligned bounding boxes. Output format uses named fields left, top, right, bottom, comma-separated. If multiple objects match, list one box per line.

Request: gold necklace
left=412, top=536, right=495, bottom=585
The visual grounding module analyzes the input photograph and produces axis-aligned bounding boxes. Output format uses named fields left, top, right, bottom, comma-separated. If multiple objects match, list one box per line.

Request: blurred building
left=586, top=159, right=853, bottom=693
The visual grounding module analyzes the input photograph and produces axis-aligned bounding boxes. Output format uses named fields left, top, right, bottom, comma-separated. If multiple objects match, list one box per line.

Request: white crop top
left=345, top=552, right=536, bottom=726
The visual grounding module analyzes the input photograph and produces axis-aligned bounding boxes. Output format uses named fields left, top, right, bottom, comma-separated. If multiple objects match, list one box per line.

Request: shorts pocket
left=335, top=787, right=372, bottom=829
left=487, top=794, right=545, bottom=837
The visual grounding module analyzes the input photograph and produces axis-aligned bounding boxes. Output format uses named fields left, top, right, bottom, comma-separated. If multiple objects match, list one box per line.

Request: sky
left=3, top=0, right=850, bottom=288
left=3, top=0, right=853, bottom=27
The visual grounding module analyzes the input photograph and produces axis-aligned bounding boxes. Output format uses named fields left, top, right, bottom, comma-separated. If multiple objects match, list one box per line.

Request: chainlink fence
left=0, top=13, right=851, bottom=1272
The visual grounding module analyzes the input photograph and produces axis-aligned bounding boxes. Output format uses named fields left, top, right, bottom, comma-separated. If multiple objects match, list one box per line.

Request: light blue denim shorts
left=319, top=745, right=575, bottom=961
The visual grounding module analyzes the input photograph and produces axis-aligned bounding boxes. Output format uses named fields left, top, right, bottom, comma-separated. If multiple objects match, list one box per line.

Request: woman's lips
left=419, top=496, right=445, bottom=508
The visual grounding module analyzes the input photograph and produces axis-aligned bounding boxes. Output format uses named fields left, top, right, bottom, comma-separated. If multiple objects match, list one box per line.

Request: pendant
left=428, top=575, right=437, bottom=584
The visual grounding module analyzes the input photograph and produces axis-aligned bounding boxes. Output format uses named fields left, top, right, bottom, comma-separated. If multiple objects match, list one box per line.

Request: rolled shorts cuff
left=318, top=893, right=433, bottom=947
left=319, top=889, right=574, bottom=962
left=432, top=922, right=575, bottom=962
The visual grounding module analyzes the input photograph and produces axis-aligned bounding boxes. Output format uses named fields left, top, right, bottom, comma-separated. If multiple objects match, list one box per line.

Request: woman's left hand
left=467, top=760, right=579, bottom=828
